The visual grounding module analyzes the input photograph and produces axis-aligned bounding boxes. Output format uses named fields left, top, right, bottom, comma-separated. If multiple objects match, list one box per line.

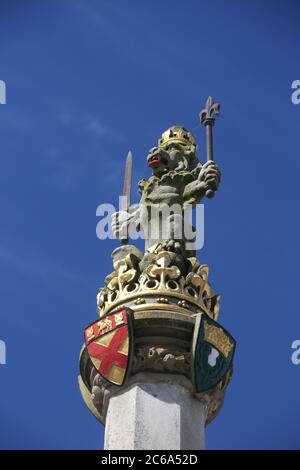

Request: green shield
left=192, top=313, right=236, bottom=393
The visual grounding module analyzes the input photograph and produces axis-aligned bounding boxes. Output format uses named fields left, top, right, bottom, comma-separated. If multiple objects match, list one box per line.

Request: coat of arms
left=85, top=308, right=133, bottom=386
left=192, top=313, right=236, bottom=393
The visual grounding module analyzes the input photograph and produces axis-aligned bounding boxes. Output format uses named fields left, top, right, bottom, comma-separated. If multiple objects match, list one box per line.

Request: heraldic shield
left=84, top=308, right=133, bottom=386
left=192, top=313, right=236, bottom=393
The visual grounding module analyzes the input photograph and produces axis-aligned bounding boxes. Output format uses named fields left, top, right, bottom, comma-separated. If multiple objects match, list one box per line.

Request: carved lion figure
left=112, top=126, right=221, bottom=257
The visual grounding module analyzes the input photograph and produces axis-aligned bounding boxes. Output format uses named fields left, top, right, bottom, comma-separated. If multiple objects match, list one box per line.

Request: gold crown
left=97, top=251, right=220, bottom=321
left=158, top=126, right=196, bottom=148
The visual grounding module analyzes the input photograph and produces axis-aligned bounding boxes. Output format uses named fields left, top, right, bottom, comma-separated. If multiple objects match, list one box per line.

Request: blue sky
left=0, top=0, right=300, bottom=449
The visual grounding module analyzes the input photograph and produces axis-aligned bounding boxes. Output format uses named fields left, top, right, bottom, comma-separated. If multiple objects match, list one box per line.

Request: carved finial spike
left=206, top=96, right=213, bottom=109
left=200, top=96, right=220, bottom=126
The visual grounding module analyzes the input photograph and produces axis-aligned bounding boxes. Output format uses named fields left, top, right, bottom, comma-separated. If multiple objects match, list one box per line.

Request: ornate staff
left=200, top=96, right=220, bottom=198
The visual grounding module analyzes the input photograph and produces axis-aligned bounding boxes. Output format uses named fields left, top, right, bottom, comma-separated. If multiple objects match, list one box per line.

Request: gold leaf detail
left=204, top=321, right=233, bottom=358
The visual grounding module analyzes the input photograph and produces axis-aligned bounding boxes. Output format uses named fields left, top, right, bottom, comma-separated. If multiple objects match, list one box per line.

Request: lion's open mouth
left=148, top=151, right=168, bottom=168
left=148, top=155, right=161, bottom=167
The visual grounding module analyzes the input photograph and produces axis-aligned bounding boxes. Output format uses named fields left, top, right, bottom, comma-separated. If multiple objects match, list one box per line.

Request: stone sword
left=120, top=150, right=132, bottom=245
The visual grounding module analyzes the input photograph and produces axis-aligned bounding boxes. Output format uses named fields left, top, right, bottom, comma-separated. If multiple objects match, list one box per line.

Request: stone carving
left=111, top=126, right=221, bottom=257
left=79, top=107, right=236, bottom=433
left=132, top=347, right=191, bottom=376
left=97, top=250, right=220, bottom=319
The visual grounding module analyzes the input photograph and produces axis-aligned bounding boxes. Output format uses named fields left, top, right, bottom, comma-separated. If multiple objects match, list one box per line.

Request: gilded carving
left=204, top=321, right=234, bottom=358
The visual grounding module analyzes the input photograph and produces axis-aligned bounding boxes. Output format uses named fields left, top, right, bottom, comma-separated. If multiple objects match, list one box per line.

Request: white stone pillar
left=104, top=375, right=207, bottom=450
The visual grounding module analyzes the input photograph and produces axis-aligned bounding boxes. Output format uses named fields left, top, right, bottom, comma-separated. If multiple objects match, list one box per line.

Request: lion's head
left=147, top=126, right=199, bottom=176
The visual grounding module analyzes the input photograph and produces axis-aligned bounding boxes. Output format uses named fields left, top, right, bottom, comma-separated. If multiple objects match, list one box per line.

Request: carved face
left=147, top=142, right=197, bottom=175
left=147, top=146, right=170, bottom=174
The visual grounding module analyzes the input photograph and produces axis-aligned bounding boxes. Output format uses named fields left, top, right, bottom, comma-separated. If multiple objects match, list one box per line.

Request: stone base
left=104, top=375, right=207, bottom=450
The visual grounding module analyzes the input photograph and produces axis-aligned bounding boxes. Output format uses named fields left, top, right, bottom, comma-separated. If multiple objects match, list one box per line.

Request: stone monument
left=79, top=97, right=236, bottom=450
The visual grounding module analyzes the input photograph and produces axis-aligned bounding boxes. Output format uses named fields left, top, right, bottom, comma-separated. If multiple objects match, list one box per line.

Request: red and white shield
left=84, top=308, right=132, bottom=386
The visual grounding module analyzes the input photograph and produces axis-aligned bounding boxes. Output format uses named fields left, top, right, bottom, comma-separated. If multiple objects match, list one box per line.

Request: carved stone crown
left=97, top=250, right=220, bottom=320
left=158, top=126, right=196, bottom=149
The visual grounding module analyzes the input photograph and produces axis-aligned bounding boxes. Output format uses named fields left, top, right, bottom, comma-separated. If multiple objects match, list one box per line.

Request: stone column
left=104, top=375, right=207, bottom=450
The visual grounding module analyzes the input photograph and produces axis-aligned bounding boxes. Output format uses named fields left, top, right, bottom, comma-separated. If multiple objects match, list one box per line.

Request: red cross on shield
left=84, top=308, right=133, bottom=386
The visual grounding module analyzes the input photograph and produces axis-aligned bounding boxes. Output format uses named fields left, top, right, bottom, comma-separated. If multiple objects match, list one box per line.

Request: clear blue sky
left=0, top=0, right=299, bottom=450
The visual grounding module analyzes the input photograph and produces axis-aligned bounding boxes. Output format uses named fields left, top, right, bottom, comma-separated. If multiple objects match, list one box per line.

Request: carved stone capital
left=79, top=310, right=231, bottom=426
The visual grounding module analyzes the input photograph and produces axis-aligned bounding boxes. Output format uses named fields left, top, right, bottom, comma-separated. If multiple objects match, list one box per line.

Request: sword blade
left=122, top=150, right=132, bottom=210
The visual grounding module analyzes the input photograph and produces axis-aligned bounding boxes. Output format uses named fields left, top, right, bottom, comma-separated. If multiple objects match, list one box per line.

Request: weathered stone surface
left=104, top=376, right=206, bottom=450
